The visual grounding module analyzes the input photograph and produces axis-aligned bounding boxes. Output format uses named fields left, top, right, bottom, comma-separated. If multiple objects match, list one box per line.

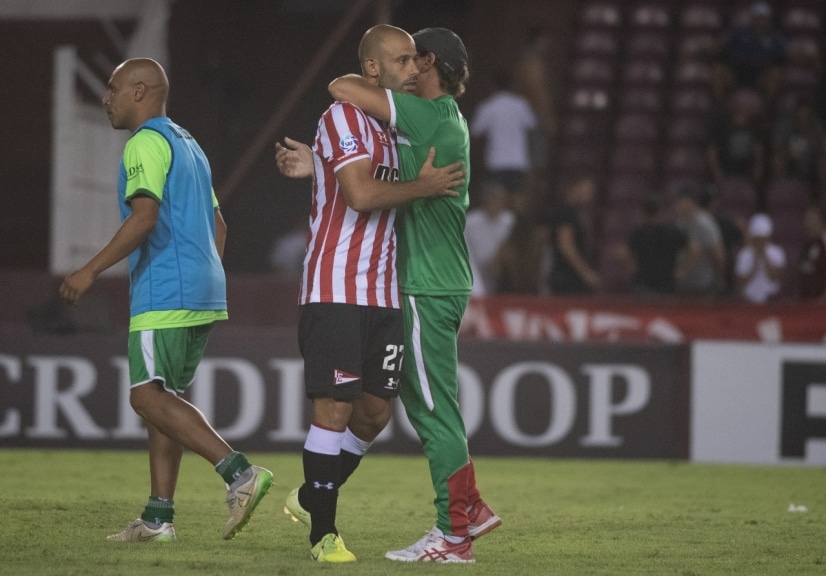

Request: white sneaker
left=385, top=527, right=475, bottom=563
left=223, top=464, right=274, bottom=539
left=106, top=518, right=175, bottom=542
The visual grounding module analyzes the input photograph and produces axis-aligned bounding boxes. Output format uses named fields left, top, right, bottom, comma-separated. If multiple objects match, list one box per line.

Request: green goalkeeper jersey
left=387, top=91, right=473, bottom=296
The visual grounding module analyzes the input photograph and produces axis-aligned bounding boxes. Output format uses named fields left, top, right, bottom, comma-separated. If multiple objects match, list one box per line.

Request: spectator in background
left=698, top=184, right=745, bottom=296
left=797, top=204, right=826, bottom=301
left=548, top=176, right=600, bottom=295
left=735, top=213, right=786, bottom=303
left=673, top=182, right=727, bottom=297
left=464, top=181, right=515, bottom=295
left=490, top=190, right=550, bottom=295
left=618, top=195, right=688, bottom=297
left=720, top=2, right=787, bottom=104
left=471, top=69, right=538, bottom=195
left=512, top=27, right=557, bottom=189
left=707, top=91, right=766, bottom=192
left=772, top=97, right=826, bottom=196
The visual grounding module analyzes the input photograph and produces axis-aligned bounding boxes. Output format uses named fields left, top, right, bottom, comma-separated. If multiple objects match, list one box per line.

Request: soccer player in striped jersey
left=275, top=25, right=464, bottom=563
left=329, top=27, right=501, bottom=564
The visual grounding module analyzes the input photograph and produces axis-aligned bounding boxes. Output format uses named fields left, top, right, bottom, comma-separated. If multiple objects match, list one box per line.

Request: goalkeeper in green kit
left=328, top=27, right=501, bottom=563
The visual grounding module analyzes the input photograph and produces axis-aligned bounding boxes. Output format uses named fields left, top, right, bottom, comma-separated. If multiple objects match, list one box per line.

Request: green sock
left=215, top=451, right=251, bottom=485
left=140, top=496, right=174, bottom=525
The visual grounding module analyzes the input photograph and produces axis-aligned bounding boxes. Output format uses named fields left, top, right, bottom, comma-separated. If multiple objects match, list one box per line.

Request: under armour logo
left=313, top=481, right=335, bottom=490
left=385, top=377, right=400, bottom=390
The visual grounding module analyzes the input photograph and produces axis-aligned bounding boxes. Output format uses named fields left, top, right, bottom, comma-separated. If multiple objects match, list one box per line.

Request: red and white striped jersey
left=299, top=101, right=401, bottom=307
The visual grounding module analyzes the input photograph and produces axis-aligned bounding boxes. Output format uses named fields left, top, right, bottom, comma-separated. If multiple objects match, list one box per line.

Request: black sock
left=302, top=448, right=340, bottom=546
left=339, top=449, right=363, bottom=486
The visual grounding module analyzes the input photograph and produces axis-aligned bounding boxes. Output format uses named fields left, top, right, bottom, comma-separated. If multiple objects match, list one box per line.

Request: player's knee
left=128, top=380, right=163, bottom=418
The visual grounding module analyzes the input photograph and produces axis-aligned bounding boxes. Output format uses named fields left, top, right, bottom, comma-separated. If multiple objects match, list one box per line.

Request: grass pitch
left=1, top=449, right=823, bottom=575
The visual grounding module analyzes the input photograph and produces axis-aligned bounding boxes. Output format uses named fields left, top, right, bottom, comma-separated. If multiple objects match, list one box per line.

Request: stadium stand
left=556, top=0, right=826, bottom=298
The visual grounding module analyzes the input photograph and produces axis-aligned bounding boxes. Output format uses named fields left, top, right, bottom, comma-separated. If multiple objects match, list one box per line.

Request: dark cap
left=413, top=27, right=468, bottom=74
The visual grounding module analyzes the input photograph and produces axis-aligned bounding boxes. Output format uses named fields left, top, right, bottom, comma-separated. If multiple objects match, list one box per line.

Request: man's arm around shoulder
left=329, top=75, right=392, bottom=123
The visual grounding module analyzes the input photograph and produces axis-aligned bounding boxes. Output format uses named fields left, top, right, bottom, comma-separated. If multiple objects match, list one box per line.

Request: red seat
left=601, top=204, right=643, bottom=240
left=597, top=246, right=630, bottom=294
left=623, top=59, right=666, bottom=87
left=581, top=1, right=623, bottom=29
left=614, top=113, right=659, bottom=143
left=677, top=32, right=719, bottom=61
left=561, top=112, right=612, bottom=143
left=569, top=87, right=612, bottom=112
left=718, top=176, right=757, bottom=219
left=664, top=146, right=707, bottom=180
left=772, top=210, right=806, bottom=263
left=571, top=57, right=617, bottom=87
left=619, top=87, right=663, bottom=113
left=670, top=88, right=713, bottom=116
left=605, top=175, right=653, bottom=204
left=630, top=4, right=671, bottom=29
left=576, top=30, right=620, bottom=58
left=680, top=5, right=723, bottom=32
left=765, top=178, right=812, bottom=213
left=560, top=143, right=607, bottom=173
left=667, top=115, right=709, bottom=145
left=674, top=60, right=711, bottom=88
left=782, top=7, right=822, bottom=35
left=610, top=144, right=658, bottom=177
left=627, top=32, right=670, bottom=60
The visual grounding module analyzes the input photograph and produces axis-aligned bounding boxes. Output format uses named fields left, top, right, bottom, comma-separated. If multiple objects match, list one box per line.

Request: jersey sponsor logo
left=127, top=164, right=144, bottom=180
left=313, top=481, right=335, bottom=490
left=333, top=369, right=360, bottom=386
left=384, top=377, right=400, bottom=391
left=377, top=131, right=390, bottom=146
left=374, top=164, right=400, bottom=183
left=339, top=133, right=359, bottom=154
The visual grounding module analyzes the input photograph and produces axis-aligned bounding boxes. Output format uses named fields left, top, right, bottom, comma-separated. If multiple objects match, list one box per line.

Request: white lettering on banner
left=110, top=357, right=144, bottom=439
left=460, top=301, right=494, bottom=337
left=489, top=362, right=576, bottom=446
left=0, top=354, right=22, bottom=436
left=646, top=318, right=684, bottom=343
left=458, top=364, right=485, bottom=436
left=580, top=364, right=651, bottom=446
left=566, top=310, right=589, bottom=341
left=25, top=356, right=107, bottom=439
left=266, top=359, right=309, bottom=442
left=590, top=314, right=642, bottom=341
left=0, top=351, right=659, bottom=450
left=193, top=358, right=266, bottom=440
left=503, top=309, right=566, bottom=341
left=461, top=302, right=687, bottom=342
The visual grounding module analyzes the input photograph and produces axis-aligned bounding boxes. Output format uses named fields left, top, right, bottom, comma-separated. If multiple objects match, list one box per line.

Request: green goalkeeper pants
left=401, top=293, right=474, bottom=537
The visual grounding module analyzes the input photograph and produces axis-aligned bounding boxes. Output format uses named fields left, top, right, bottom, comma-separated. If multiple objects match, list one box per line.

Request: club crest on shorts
left=333, top=369, right=360, bottom=386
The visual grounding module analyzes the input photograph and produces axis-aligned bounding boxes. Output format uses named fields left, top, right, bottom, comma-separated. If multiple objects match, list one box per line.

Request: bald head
left=359, top=24, right=412, bottom=63
left=117, top=58, right=169, bottom=102
left=103, top=58, right=169, bottom=131
left=357, top=25, right=419, bottom=92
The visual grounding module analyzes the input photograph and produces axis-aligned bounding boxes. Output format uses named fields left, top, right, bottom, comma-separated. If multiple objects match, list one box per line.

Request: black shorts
left=298, top=303, right=404, bottom=401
